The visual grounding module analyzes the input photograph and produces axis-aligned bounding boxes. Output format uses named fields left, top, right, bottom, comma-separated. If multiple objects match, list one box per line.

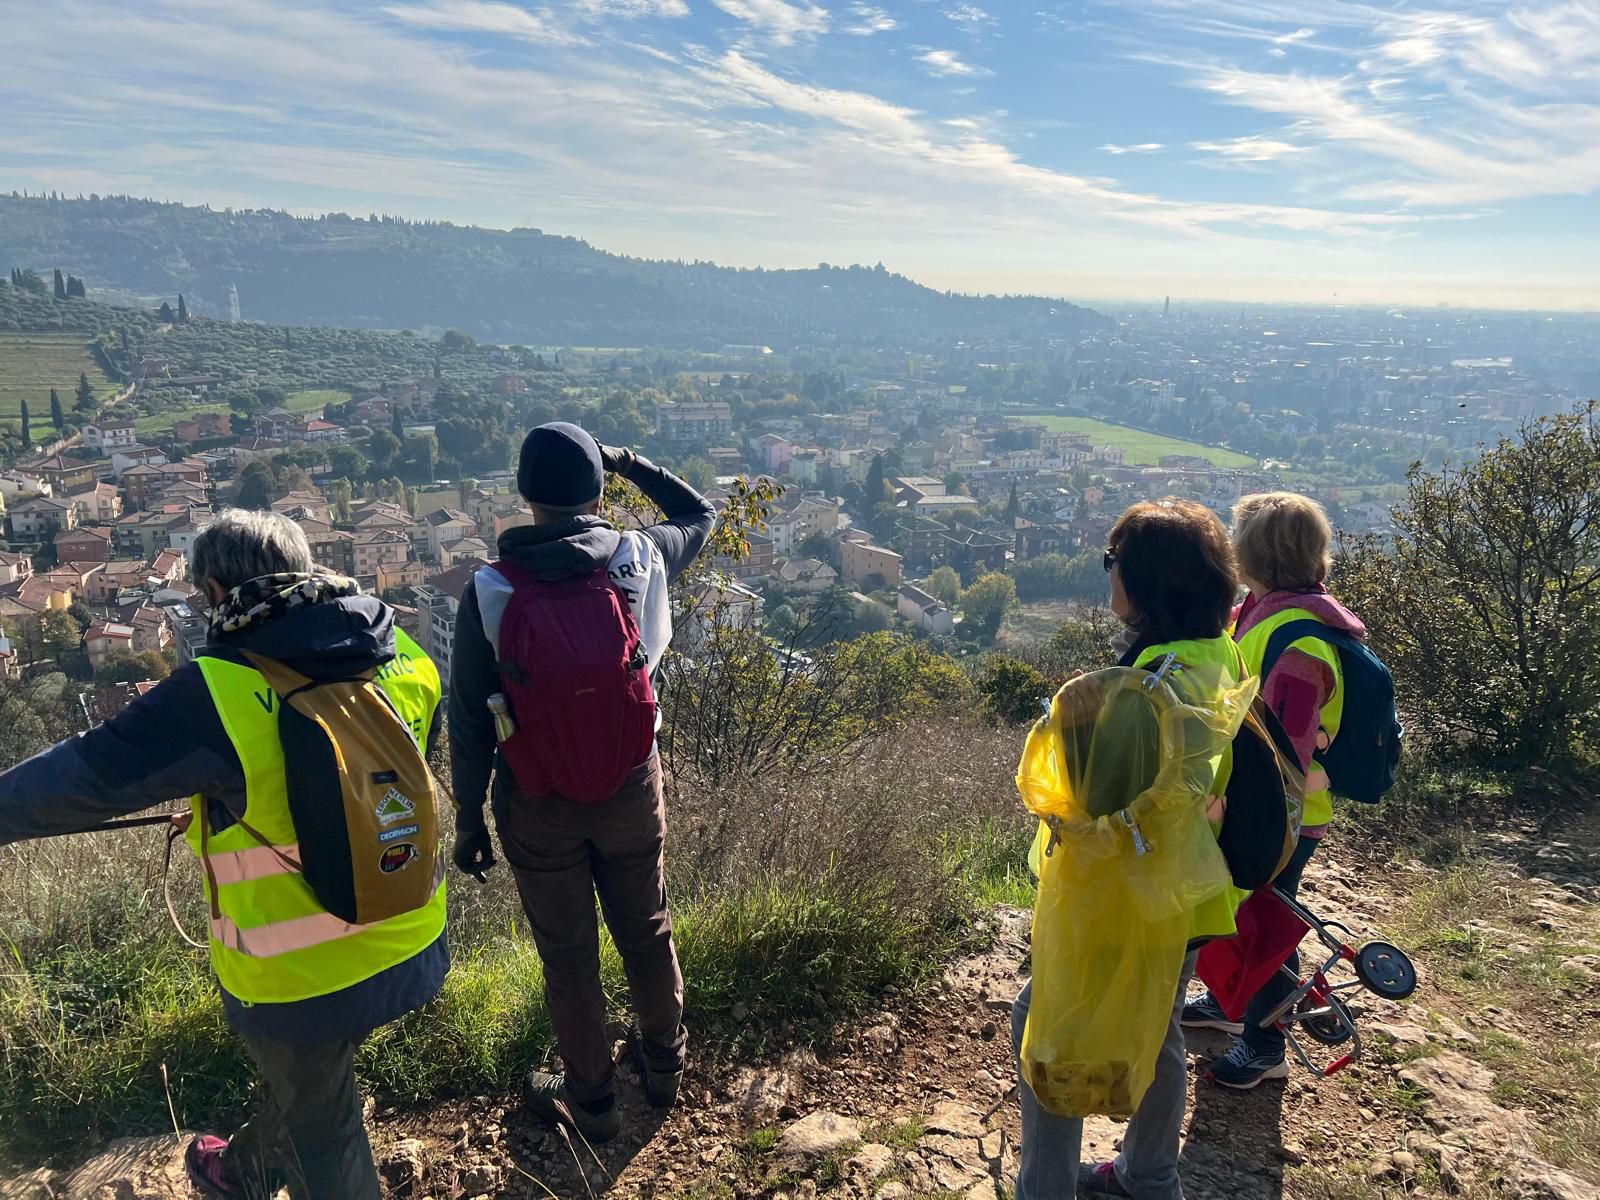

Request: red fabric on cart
left=1197, top=888, right=1311, bottom=1021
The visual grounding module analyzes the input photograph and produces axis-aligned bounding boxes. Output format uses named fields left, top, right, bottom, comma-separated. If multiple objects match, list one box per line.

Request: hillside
left=0, top=332, right=116, bottom=423
left=0, top=195, right=1109, bottom=349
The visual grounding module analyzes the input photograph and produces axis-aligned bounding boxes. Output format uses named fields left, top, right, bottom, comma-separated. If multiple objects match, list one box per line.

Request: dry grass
left=0, top=718, right=1034, bottom=1166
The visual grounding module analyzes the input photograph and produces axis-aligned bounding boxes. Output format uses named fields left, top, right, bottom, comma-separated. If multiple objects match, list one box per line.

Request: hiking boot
left=1180, top=990, right=1244, bottom=1035
left=628, top=1025, right=684, bottom=1109
left=1207, top=1040, right=1291, bottom=1089
left=523, top=1071, right=622, bottom=1144
left=184, top=1135, right=242, bottom=1199
left=1078, top=1161, right=1133, bottom=1197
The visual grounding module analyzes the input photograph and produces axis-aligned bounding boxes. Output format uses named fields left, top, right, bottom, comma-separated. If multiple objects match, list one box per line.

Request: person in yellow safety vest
left=1013, top=498, right=1250, bottom=1200
left=0, top=510, right=445, bottom=1200
left=1182, top=491, right=1368, bottom=1091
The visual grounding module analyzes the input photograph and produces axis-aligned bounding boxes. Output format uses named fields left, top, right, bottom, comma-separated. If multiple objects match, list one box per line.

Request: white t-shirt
left=473, top=529, right=673, bottom=674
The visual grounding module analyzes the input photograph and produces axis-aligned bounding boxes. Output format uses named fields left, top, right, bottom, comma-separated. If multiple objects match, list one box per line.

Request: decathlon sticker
left=379, top=843, right=418, bottom=873
left=376, top=788, right=415, bottom=825
left=379, top=823, right=420, bottom=844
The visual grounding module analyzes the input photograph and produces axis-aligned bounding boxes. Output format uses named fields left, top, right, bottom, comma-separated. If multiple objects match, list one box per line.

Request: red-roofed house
left=84, top=621, right=136, bottom=669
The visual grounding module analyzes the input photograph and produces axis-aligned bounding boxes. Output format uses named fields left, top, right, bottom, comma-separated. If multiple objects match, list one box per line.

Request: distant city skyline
left=3, top=0, right=1598, bottom=310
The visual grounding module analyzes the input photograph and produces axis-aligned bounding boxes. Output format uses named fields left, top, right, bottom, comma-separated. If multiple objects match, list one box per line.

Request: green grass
left=285, top=388, right=348, bottom=413
left=1017, top=414, right=1257, bottom=469
left=133, top=401, right=229, bottom=437
left=0, top=332, right=118, bottom=423
left=0, top=832, right=1004, bottom=1165
left=128, top=388, right=345, bottom=440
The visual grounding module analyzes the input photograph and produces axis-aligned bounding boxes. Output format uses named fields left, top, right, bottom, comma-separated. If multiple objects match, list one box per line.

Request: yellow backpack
left=1016, top=665, right=1252, bottom=1117
left=239, top=652, right=440, bottom=925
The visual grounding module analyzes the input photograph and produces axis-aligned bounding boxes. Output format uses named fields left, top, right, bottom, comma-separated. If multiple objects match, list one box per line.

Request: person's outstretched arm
left=604, top=449, right=717, bottom=584
left=0, top=666, right=238, bottom=847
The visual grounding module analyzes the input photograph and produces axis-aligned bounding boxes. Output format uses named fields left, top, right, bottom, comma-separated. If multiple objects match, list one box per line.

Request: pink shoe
left=184, top=1134, right=241, bottom=1198
left=1078, top=1161, right=1134, bottom=1198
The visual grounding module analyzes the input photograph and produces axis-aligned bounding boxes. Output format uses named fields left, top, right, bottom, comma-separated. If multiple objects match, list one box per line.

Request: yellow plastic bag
left=1017, top=664, right=1255, bottom=1118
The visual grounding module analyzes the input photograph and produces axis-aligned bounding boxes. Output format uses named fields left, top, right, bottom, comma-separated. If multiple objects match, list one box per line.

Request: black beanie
left=517, top=422, right=604, bottom=508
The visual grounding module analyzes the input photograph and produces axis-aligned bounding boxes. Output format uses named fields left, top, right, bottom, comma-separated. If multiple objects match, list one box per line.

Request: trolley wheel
left=1356, top=941, right=1417, bottom=1000
left=1299, top=993, right=1355, bottom=1046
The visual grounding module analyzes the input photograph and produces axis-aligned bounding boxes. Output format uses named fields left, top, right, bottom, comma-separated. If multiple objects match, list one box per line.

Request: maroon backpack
left=491, top=559, right=658, bottom=804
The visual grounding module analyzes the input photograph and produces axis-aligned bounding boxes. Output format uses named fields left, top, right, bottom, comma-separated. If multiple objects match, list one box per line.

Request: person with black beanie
left=447, top=423, right=715, bottom=1143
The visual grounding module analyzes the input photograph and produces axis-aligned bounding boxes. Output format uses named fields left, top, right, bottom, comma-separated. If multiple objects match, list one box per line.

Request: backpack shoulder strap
left=1258, top=618, right=1338, bottom=681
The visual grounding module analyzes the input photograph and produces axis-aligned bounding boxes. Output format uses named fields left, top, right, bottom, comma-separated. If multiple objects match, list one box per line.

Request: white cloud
left=381, top=0, right=584, bottom=44
left=946, top=3, right=993, bottom=25
left=710, top=0, right=829, bottom=43
left=1101, top=142, right=1164, bottom=154
left=3, top=0, right=1586, bottom=308
left=575, top=0, right=690, bottom=17
left=1191, top=134, right=1304, bottom=161
left=916, top=48, right=987, bottom=77
left=1273, top=27, right=1316, bottom=45
left=844, top=4, right=896, bottom=35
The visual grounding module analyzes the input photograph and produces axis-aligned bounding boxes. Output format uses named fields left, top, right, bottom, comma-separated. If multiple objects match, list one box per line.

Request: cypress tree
left=20, top=399, right=31, bottom=448
left=52, top=269, right=66, bottom=300
left=1005, top=481, right=1020, bottom=523
left=75, top=372, right=95, bottom=413
left=158, top=301, right=174, bottom=323
left=177, top=293, right=188, bottom=322
left=50, top=388, right=64, bottom=432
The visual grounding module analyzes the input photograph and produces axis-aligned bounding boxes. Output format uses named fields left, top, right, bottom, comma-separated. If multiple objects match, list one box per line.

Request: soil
left=7, top=811, right=1598, bottom=1200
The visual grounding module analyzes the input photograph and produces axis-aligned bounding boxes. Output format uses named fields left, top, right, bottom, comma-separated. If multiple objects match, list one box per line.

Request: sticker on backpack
left=376, top=788, right=416, bottom=825
left=380, top=843, right=419, bottom=873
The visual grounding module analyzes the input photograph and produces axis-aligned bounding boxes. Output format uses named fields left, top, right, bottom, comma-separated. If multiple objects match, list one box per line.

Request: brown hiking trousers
left=494, top=754, right=687, bottom=1102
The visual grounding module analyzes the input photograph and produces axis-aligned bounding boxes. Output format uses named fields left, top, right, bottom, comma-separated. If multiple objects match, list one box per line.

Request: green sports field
left=1022, top=414, right=1256, bottom=469
left=0, top=332, right=119, bottom=424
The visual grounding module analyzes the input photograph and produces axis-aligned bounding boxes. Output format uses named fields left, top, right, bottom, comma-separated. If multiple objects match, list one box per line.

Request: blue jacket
left=0, top=594, right=448, bottom=1044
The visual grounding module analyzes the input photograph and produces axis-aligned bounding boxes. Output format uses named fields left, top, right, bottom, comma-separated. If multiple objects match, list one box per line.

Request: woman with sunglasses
left=1012, top=498, right=1250, bottom=1200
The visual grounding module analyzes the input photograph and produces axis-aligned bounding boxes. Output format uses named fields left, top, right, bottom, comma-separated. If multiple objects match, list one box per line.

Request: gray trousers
left=227, top=1035, right=382, bottom=1200
left=1012, top=950, right=1200, bottom=1200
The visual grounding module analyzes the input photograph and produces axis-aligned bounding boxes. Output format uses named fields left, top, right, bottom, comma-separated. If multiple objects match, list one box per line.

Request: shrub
left=979, top=656, right=1051, bottom=726
left=1335, top=402, right=1600, bottom=767
left=959, top=572, right=1018, bottom=643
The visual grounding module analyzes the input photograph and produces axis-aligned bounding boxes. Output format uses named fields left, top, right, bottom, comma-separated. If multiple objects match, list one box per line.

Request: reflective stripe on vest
left=208, top=842, right=302, bottom=886
left=1235, top=607, right=1344, bottom=828
left=211, top=857, right=447, bottom=957
left=186, top=628, right=446, bottom=1005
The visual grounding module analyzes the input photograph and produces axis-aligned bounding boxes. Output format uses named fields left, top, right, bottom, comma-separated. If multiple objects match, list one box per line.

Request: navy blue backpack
left=1259, top=620, right=1402, bottom=805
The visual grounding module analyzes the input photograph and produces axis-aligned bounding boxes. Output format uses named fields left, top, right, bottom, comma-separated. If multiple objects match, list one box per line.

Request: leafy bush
left=1336, top=403, right=1600, bottom=767
left=959, top=572, right=1018, bottom=642
left=979, top=656, right=1051, bottom=726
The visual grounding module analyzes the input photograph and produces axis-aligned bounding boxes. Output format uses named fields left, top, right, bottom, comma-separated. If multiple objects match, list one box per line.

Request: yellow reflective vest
left=1235, top=608, right=1344, bottom=828
left=185, top=629, right=446, bottom=1005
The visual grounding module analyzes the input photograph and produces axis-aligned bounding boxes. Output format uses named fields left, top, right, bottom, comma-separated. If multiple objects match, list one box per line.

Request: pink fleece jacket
left=1234, top=586, right=1367, bottom=835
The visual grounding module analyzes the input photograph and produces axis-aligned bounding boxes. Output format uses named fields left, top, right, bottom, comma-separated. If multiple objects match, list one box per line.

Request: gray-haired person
left=0, top=509, right=446, bottom=1199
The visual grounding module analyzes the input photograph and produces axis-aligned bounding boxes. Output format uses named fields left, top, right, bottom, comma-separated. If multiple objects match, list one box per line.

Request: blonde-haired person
left=1181, top=491, right=1369, bottom=1089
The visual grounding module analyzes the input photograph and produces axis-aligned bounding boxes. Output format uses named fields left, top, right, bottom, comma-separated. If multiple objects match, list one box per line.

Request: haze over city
left=4, top=0, right=1598, bottom=310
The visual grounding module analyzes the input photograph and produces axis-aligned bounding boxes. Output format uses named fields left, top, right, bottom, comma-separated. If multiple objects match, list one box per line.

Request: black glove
left=597, top=442, right=636, bottom=475
left=452, top=811, right=496, bottom=882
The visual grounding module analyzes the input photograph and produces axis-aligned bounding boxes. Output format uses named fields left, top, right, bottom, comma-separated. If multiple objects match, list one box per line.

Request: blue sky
left=3, top=0, right=1598, bottom=308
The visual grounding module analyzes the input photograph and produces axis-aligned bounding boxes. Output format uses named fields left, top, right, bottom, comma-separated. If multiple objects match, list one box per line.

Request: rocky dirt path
left=7, top=822, right=1599, bottom=1200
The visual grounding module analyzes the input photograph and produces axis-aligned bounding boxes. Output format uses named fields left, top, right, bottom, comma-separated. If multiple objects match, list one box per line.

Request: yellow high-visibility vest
left=1236, top=608, right=1344, bottom=828
left=184, top=629, right=446, bottom=1005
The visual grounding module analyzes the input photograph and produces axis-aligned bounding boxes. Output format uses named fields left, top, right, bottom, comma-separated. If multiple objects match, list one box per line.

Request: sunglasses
left=1103, top=548, right=1117, bottom=573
